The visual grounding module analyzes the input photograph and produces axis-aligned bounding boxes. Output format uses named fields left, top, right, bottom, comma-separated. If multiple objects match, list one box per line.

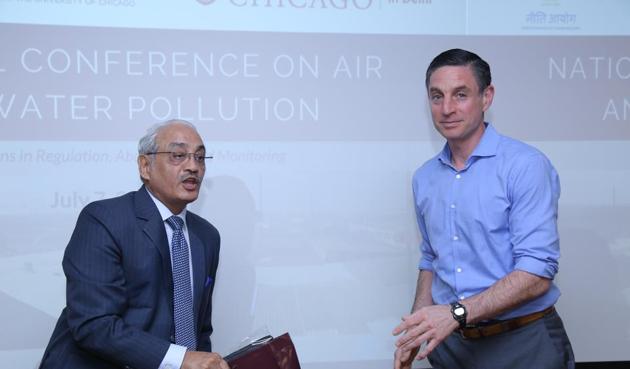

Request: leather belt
left=459, top=306, right=555, bottom=339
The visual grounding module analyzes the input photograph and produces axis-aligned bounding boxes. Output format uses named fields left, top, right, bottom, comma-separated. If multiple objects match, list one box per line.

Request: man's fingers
left=392, top=323, right=406, bottom=336
left=392, top=314, right=415, bottom=336
left=393, top=349, right=402, bottom=369
left=401, top=329, right=433, bottom=352
left=398, top=348, right=411, bottom=363
left=396, top=320, right=430, bottom=347
left=210, top=352, right=223, bottom=361
left=417, top=338, right=440, bottom=360
left=395, top=346, right=420, bottom=369
left=394, top=347, right=410, bottom=369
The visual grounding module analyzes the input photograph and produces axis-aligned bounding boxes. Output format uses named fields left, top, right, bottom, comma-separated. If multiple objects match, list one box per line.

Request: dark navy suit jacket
left=39, top=186, right=220, bottom=369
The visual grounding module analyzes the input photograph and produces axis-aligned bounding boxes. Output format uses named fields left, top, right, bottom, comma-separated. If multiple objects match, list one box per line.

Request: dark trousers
left=428, top=310, right=575, bottom=369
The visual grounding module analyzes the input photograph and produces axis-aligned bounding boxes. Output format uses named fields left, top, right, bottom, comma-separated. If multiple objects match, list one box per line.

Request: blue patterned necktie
left=166, top=216, right=197, bottom=350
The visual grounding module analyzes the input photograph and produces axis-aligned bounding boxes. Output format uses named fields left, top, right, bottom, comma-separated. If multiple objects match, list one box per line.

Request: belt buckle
left=458, top=325, right=478, bottom=340
left=458, top=328, right=467, bottom=339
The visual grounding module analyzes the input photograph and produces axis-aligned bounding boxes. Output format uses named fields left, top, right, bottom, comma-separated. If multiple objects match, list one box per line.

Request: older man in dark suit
left=39, top=120, right=229, bottom=369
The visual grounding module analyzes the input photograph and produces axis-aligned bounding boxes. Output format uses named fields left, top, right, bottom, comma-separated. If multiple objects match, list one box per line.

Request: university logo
left=195, top=0, right=375, bottom=10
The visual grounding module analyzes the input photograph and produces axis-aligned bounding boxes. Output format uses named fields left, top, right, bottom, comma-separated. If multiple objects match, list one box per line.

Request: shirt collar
left=470, top=122, right=500, bottom=158
left=437, top=122, right=500, bottom=166
left=144, top=186, right=188, bottom=222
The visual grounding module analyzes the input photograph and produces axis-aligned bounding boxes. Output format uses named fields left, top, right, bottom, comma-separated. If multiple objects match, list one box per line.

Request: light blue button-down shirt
left=413, top=123, right=561, bottom=319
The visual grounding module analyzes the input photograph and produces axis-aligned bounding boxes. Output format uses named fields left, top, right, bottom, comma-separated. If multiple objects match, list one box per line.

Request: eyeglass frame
left=144, top=151, right=213, bottom=165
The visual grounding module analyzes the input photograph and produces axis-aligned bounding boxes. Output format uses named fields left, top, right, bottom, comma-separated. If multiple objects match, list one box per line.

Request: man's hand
left=392, top=304, right=458, bottom=368
left=181, top=351, right=230, bottom=369
left=393, top=345, right=419, bottom=369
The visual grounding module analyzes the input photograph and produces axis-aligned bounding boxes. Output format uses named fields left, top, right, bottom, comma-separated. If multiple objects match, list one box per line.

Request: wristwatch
left=450, top=302, right=467, bottom=329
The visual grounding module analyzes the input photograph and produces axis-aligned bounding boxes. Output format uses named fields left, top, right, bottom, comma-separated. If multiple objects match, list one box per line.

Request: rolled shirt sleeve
left=508, top=152, right=561, bottom=280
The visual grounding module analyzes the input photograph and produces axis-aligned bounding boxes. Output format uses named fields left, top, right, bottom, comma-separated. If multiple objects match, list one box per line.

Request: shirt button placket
left=452, top=173, right=460, bottom=242
left=452, top=172, right=463, bottom=300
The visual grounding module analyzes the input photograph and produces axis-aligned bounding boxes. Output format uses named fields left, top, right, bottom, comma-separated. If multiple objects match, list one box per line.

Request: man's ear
left=138, top=155, right=151, bottom=182
left=482, top=84, right=495, bottom=112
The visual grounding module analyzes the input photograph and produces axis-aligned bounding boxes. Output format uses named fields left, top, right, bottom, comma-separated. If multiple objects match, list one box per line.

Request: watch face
left=454, top=307, right=465, bottom=316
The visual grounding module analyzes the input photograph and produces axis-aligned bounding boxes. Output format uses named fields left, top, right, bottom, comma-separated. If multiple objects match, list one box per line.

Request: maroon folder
left=225, top=333, right=301, bottom=369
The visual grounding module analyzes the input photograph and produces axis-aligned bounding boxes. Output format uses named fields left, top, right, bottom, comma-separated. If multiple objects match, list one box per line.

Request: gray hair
left=138, top=119, right=198, bottom=156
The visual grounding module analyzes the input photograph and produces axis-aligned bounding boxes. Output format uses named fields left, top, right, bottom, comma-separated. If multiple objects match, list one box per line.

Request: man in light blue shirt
left=393, top=49, right=574, bottom=369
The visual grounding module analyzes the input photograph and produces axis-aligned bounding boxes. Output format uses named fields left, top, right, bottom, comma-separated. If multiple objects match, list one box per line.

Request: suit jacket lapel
left=135, top=186, right=174, bottom=310
left=186, top=214, right=206, bottom=323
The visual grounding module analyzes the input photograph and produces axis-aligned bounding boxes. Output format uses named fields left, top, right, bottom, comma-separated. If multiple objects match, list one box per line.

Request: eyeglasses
left=145, top=151, right=213, bottom=165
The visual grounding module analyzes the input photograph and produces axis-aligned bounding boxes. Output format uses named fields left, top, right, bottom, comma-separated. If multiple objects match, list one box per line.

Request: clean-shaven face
left=428, top=65, right=494, bottom=146
left=139, top=123, right=206, bottom=214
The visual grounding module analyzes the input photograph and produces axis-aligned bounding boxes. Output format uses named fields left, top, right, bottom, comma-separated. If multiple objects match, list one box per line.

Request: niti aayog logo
left=196, top=0, right=374, bottom=10
left=523, top=9, right=578, bottom=30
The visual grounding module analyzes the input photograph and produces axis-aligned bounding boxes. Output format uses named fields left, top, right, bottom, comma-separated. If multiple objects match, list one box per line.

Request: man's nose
left=182, top=154, right=201, bottom=172
left=442, top=98, right=455, bottom=115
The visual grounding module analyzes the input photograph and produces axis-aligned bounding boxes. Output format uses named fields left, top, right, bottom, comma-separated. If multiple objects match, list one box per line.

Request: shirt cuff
left=158, top=344, right=187, bottom=369
left=514, top=255, right=558, bottom=279
left=418, top=258, right=434, bottom=271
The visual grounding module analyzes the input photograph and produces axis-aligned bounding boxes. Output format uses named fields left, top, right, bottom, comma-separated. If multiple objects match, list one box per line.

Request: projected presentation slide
left=1, top=1, right=629, bottom=368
